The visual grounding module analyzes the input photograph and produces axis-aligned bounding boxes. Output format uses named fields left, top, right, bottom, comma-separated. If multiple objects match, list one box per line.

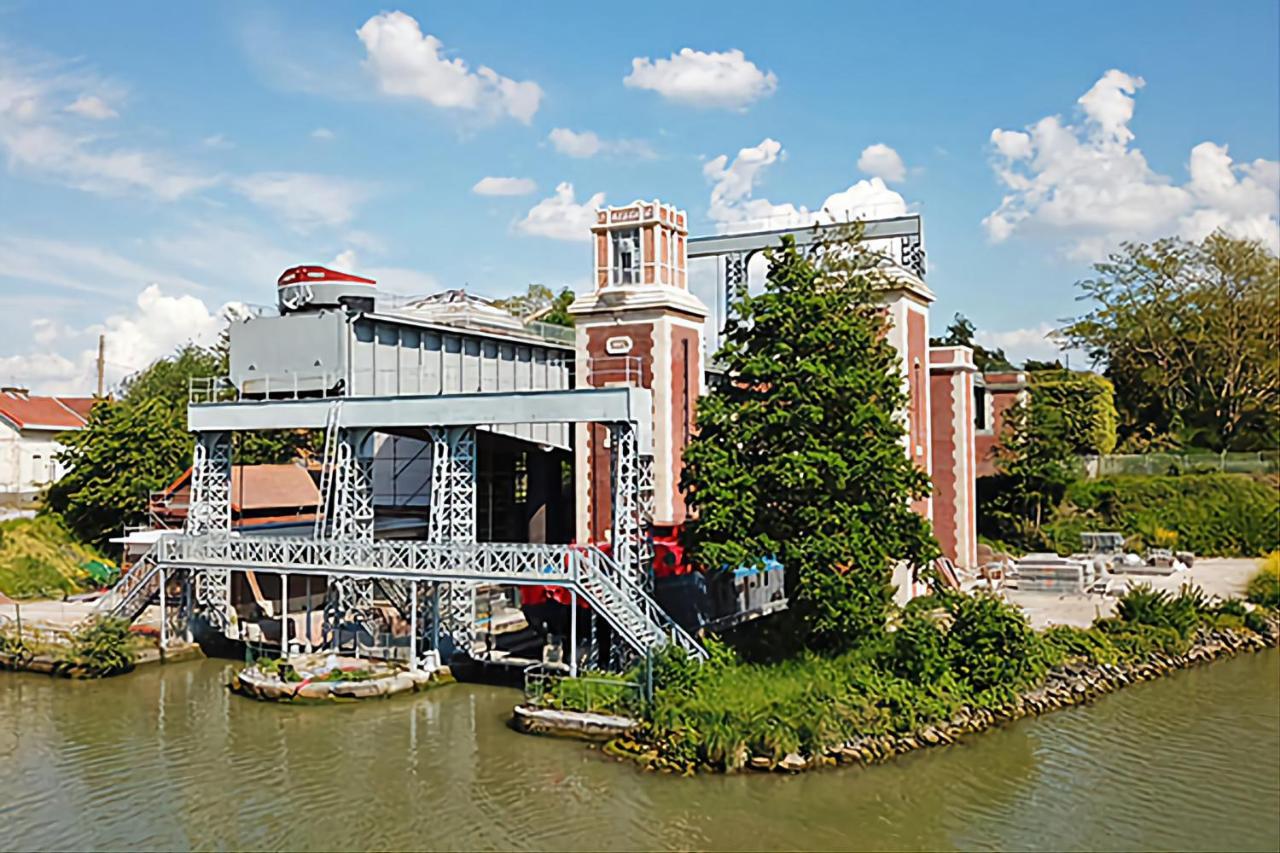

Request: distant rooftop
left=0, top=388, right=96, bottom=431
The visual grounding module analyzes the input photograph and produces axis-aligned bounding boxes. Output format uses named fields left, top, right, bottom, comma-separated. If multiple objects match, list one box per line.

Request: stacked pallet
left=1014, top=553, right=1094, bottom=593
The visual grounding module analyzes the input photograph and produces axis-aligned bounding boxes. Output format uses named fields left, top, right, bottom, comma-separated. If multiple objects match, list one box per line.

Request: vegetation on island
left=681, top=227, right=937, bottom=654
left=536, top=228, right=1279, bottom=773
left=493, top=283, right=576, bottom=327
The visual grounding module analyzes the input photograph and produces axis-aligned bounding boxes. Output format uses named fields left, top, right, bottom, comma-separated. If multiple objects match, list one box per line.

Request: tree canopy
left=929, top=313, right=1015, bottom=373
left=47, top=341, right=314, bottom=547
left=681, top=229, right=938, bottom=654
left=1062, top=233, right=1280, bottom=451
left=493, top=283, right=576, bottom=327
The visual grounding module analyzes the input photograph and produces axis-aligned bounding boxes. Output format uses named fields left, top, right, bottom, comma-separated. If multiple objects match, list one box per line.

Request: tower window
left=611, top=228, right=639, bottom=285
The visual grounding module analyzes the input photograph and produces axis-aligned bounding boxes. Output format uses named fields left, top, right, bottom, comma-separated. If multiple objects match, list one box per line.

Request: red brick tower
left=569, top=200, right=708, bottom=544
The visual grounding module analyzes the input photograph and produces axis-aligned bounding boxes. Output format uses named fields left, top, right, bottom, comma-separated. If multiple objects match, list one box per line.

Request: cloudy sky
left=1, top=2, right=1277, bottom=393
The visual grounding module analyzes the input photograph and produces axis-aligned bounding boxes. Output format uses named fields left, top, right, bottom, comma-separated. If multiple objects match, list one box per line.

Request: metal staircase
left=90, top=543, right=164, bottom=623
left=158, top=534, right=705, bottom=661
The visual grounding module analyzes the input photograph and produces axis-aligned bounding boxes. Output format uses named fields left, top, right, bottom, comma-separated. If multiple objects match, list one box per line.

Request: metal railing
left=155, top=533, right=705, bottom=660
left=1079, top=451, right=1280, bottom=478
left=523, top=662, right=644, bottom=713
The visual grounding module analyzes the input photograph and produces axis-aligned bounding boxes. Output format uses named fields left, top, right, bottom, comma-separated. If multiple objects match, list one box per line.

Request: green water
left=1, top=651, right=1277, bottom=852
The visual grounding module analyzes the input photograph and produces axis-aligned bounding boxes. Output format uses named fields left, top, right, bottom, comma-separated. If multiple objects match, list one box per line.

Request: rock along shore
left=602, top=617, right=1280, bottom=775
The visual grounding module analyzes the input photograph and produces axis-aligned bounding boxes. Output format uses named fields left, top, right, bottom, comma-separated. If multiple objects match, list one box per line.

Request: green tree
left=681, top=229, right=938, bottom=654
left=1063, top=233, right=1280, bottom=451
left=47, top=341, right=314, bottom=547
left=1027, top=370, right=1118, bottom=456
left=929, top=313, right=1015, bottom=372
left=493, top=283, right=576, bottom=327
left=982, top=393, right=1079, bottom=548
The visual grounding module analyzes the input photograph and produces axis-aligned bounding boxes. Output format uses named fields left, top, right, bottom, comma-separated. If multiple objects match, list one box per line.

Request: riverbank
left=602, top=616, right=1279, bottom=774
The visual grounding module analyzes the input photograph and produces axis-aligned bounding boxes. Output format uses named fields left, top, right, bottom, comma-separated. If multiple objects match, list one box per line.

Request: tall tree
left=1063, top=233, right=1280, bottom=451
left=929, top=313, right=1015, bottom=372
left=681, top=229, right=938, bottom=654
left=47, top=341, right=314, bottom=547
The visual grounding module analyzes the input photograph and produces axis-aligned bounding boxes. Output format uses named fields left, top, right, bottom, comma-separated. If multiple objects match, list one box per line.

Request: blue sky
left=1, top=1, right=1277, bottom=392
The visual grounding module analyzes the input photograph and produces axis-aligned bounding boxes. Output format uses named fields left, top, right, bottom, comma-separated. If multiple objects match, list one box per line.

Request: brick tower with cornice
left=569, top=200, right=708, bottom=544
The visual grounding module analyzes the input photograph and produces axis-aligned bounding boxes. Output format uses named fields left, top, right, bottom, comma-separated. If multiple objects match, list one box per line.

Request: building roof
left=0, top=389, right=95, bottom=431
left=230, top=464, right=320, bottom=510
left=157, top=463, right=320, bottom=513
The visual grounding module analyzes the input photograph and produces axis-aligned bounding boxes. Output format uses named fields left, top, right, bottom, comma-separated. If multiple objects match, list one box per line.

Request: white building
left=0, top=388, right=95, bottom=502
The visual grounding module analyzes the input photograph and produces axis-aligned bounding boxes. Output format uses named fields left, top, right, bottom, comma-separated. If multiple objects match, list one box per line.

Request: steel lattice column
left=186, top=431, right=232, bottom=629
left=330, top=428, right=375, bottom=543
left=187, top=431, right=232, bottom=535
left=610, top=423, right=645, bottom=585
left=427, top=426, right=478, bottom=649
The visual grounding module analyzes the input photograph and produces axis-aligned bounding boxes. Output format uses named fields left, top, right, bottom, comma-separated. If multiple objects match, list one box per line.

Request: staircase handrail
left=575, top=546, right=707, bottom=660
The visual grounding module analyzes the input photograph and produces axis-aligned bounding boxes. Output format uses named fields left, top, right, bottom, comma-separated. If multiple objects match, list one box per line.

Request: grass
left=548, top=584, right=1272, bottom=772
left=0, top=515, right=106, bottom=600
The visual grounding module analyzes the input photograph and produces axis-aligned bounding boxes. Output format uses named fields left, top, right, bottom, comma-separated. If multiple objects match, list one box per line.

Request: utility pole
left=95, top=334, right=105, bottom=398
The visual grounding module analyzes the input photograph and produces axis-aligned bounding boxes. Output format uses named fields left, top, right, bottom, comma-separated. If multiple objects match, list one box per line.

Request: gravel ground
left=1006, top=557, right=1262, bottom=629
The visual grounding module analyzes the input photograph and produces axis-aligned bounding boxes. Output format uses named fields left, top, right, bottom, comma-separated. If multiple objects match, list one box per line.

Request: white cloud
left=857, top=143, right=906, bottom=183
left=356, top=11, right=542, bottom=124
left=234, top=172, right=375, bottom=230
left=516, top=182, right=604, bottom=242
left=547, top=127, right=656, bottom=160
left=1, top=122, right=219, bottom=200
left=0, top=61, right=217, bottom=201
left=472, top=175, right=536, bottom=196
left=65, top=94, right=116, bottom=120
left=311, top=127, right=335, bottom=141
left=624, top=48, right=777, bottom=110
left=202, top=133, right=232, bottom=149
left=0, top=234, right=205, bottom=299
left=548, top=127, right=601, bottom=158
left=704, top=138, right=910, bottom=232
left=0, top=284, right=241, bottom=395
left=329, top=249, right=358, bottom=270
left=984, top=69, right=1280, bottom=257
left=974, top=323, right=1071, bottom=367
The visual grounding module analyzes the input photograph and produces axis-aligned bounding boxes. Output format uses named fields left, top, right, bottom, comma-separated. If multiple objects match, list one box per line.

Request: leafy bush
left=1113, top=583, right=1208, bottom=639
left=943, top=591, right=1046, bottom=693
left=1042, top=474, right=1279, bottom=557
left=1246, top=552, right=1280, bottom=609
left=1029, top=370, right=1118, bottom=456
left=0, top=516, right=102, bottom=600
left=67, top=617, right=136, bottom=674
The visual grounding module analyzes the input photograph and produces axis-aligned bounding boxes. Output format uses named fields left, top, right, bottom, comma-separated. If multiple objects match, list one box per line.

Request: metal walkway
left=141, top=534, right=704, bottom=661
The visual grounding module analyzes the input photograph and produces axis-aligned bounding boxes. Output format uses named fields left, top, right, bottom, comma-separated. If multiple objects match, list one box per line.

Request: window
left=610, top=228, right=639, bottom=285
left=974, top=386, right=988, bottom=431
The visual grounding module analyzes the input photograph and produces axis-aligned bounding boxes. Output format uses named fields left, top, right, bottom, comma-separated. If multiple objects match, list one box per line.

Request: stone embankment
left=604, top=619, right=1279, bottom=775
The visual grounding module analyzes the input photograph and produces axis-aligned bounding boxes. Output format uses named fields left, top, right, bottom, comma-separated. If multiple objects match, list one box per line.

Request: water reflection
left=1, top=652, right=1277, bottom=852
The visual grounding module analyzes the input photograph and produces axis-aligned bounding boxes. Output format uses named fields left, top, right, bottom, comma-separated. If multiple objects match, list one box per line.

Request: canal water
left=1, top=651, right=1277, bottom=852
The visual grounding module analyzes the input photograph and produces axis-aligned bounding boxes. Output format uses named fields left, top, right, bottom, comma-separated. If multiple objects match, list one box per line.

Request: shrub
left=67, top=617, right=136, bottom=675
left=1113, top=583, right=1208, bottom=639
left=942, top=591, right=1046, bottom=693
left=1043, top=474, right=1279, bottom=557
left=1246, top=552, right=1280, bottom=609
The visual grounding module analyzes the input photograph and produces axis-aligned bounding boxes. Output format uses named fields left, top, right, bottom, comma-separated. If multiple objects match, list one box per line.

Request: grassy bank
left=0, top=516, right=105, bottom=600
left=541, top=573, right=1279, bottom=774
left=0, top=616, right=139, bottom=677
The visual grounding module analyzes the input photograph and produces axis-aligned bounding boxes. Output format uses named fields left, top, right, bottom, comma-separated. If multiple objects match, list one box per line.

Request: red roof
left=0, top=390, right=95, bottom=431
left=158, top=463, right=320, bottom=512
